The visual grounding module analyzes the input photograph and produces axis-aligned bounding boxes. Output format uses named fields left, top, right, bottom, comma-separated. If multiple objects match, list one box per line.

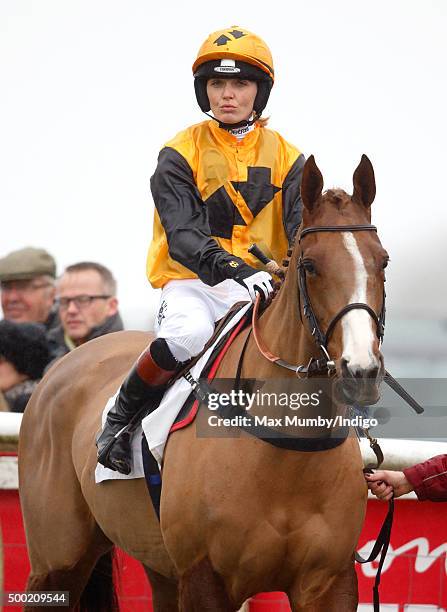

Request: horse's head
left=296, top=155, right=388, bottom=405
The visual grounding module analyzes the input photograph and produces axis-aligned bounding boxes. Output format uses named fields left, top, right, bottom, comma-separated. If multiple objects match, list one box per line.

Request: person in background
left=0, top=247, right=58, bottom=332
left=365, top=455, right=447, bottom=501
left=48, top=261, right=124, bottom=359
left=0, top=320, right=51, bottom=412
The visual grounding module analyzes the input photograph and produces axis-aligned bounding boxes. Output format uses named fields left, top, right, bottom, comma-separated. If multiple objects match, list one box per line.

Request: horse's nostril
left=352, top=365, right=378, bottom=380
left=340, top=357, right=351, bottom=377
left=340, top=357, right=380, bottom=381
left=367, top=365, right=380, bottom=380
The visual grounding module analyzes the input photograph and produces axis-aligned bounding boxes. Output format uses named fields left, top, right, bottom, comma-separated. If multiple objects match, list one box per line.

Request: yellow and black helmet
left=193, top=26, right=274, bottom=116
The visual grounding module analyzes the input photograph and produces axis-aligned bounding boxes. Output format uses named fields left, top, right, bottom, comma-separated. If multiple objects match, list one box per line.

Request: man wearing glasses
left=0, top=247, right=59, bottom=333
left=48, top=261, right=124, bottom=359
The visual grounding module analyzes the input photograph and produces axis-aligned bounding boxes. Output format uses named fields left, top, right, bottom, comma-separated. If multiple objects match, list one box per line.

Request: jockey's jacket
left=147, top=119, right=305, bottom=288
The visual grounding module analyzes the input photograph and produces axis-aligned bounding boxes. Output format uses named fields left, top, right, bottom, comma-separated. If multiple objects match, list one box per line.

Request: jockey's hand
left=236, top=270, right=274, bottom=302
left=364, top=470, right=413, bottom=500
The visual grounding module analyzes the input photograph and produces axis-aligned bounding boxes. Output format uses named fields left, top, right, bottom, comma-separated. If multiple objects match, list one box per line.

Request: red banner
left=1, top=487, right=445, bottom=611
left=249, top=499, right=447, bottom=611
left=357, top=498, right=447, bottom=610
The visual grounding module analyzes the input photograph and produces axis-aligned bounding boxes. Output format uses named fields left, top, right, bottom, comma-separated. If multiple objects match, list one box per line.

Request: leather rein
left=252, top=223, right=385, bottom=376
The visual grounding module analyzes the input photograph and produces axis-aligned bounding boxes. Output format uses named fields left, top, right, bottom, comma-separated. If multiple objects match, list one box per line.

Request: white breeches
left=153, top=278, right=250, bottom=362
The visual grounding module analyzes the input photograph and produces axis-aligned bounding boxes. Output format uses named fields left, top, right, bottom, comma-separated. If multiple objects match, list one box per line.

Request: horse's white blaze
left=341, top=233, right=378, bottom=373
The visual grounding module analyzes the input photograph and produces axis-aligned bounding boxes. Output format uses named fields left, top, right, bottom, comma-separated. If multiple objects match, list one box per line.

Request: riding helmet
left=193, top=26, right=274, bottom=117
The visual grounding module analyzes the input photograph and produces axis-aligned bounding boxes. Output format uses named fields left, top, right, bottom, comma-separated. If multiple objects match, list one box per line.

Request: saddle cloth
left=95, top=301, right=251, bottom=484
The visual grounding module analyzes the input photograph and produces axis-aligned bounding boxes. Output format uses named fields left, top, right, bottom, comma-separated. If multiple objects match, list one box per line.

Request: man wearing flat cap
left=0, top=247, right=60, bottom=336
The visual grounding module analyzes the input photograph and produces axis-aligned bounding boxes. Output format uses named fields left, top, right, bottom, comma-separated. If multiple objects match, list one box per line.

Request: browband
left=299, top=224, right=377, bottom=241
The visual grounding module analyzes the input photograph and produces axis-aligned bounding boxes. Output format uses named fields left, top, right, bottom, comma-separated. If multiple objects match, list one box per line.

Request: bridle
left=298, top=224, right=386, bottom=366
left=252, top=224, right=386, bottom=376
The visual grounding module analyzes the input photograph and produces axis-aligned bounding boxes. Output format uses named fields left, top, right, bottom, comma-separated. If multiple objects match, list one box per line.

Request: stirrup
left=97, top=432, right=132, bottom=475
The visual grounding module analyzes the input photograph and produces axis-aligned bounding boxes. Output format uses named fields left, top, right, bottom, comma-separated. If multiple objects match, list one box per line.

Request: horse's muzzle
left=335, top=354, right=385, bottom=406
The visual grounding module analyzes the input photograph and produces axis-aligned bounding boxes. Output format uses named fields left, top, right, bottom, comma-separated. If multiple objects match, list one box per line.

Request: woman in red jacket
left=365, top=454, right=447, bottom=501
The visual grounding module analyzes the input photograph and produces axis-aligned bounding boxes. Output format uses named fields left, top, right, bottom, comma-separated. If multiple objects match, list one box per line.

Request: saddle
left=141, top=302, right=252, bottom=519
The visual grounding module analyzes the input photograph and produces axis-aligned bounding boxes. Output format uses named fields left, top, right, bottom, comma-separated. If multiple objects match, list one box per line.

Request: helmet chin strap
left=204, top=110, right=260, bottom=131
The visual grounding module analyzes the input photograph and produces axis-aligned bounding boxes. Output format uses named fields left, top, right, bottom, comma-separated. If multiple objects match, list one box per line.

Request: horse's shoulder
left=80, top=329, right=154, bottom=354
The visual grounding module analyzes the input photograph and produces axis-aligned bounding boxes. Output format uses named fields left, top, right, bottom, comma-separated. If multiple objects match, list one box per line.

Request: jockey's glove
left=234, top=269, right=274, bottom=302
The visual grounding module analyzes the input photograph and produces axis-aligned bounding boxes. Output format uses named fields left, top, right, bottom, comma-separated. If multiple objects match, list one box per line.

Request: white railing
left=1, top=413, right=446, bottom=491
left=360, top=437, right=447, bottom=470
left=0, top=413, right=22, bottom=437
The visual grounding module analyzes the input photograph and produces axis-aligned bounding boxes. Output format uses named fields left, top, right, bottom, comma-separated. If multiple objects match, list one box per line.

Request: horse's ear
left=352, top=154, right=376, bottom=207
left=301, top=155, right=323, bottom=211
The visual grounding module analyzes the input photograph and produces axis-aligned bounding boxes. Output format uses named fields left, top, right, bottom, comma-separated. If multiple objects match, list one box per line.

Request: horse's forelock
left=322, top=188, right=350, bottom=209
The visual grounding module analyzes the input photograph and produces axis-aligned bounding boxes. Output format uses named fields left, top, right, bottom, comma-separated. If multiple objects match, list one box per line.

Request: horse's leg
left=144, top=566, right=179, bottom=612
left=23, top=488, right=114, bottom=612
left=25, top=544, right=116, bottom=612
left=288, top=559, right=358, bottom=612
left=25, top=537, right=116, bottom=612
left=178, top=557, right=236, bottom=612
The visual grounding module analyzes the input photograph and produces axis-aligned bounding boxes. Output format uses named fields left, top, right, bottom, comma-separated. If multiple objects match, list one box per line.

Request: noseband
left=298, top=224, right=386, bottom=370
left=252, top=224, right=386, bottom=376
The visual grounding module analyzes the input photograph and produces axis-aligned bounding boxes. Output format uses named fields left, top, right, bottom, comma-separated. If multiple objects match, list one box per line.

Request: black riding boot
left=96, top=339, right=177, bottom=474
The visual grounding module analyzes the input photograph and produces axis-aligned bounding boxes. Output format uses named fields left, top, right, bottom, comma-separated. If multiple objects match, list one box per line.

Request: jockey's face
left=206, top=78, right=257, bottom=125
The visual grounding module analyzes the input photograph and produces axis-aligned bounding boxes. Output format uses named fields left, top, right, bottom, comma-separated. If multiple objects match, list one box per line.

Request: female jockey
left=97, top=26, right=305, bottom=474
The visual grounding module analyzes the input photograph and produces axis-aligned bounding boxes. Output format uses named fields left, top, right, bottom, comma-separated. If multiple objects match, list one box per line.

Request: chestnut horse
left=19, top=155, right=388, bottom=611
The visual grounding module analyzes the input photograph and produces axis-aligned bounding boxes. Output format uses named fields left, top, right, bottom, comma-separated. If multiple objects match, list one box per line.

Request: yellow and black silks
left=147, top=120, right=304, bottom=289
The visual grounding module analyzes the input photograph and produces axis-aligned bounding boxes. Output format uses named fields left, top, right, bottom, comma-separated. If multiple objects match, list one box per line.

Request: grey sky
left=1, top=0, right=446, bottom=327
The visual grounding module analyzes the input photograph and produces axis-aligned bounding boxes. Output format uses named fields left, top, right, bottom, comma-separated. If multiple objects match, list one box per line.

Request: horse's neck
left=251, top=263, right=318, bottom=375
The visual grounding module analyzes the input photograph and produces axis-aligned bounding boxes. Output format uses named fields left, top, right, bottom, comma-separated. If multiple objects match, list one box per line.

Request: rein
left=251, top=296, right=333, bottom=375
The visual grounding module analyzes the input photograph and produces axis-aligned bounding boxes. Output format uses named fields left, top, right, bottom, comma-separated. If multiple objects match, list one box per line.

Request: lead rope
left=355, top=495, right=394, bottom=612
left=355, top=427, right=393, bottom=612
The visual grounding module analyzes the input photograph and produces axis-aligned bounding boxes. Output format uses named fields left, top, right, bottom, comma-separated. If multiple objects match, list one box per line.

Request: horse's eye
left=382, top=257, right=389, bottom=270
left=302, top=259, right=317, bottom=275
